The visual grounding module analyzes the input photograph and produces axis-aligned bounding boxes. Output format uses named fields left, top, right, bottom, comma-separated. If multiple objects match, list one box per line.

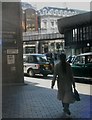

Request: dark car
left=23, top=54, right=52, bottom=77
left=66, top=55, right=76, bottom=64
left=71, top=52, right=92, bottom=79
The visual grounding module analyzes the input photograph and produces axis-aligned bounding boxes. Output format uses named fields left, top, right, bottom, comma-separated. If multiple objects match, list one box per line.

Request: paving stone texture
left=2, top=77, right=92, bottom=119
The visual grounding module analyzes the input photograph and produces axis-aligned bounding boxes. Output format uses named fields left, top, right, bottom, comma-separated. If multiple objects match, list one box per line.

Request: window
left=31, top=14, right=35, bottom=18
left=89, top=26, right=92, bottom=39
left=80, top=28, right=83, bottom=41
left=55, top=9, right=58, bottom=15
left=86, top=55, right=92, bottom=63
left=43, top=9, right=47, bottom=15
left=32, top=24, right=34, bottom=27
left=51, top=21, right=54, bottom=27
left=56, top=21, right=57, bottom=25
left=77, top=28, right=80, bottom=41
left=60, top=10, right=63, bottom=16
left=63, top=10, right=67, bottom=16
left=85, top=27, right=89, bottom=40
left=50, top=9, right=54, bottom=15
left=73, top=28, right=77, bottom=41
left=28, top=56, right=34, bottom=63
left=74, top=56, right=85, bottom=64
left=68, top=11, right=71, bottom=16
left=83, top=27, right=86, bottom=40
left=36, top=55, right=47, bottom=62
left=44, top=21, right=47, bottom=29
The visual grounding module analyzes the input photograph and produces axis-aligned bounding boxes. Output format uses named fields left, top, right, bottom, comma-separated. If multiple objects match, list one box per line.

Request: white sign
left=7, top=55, right=15, bottom=64
left=7, top=49, right=18, bottom=54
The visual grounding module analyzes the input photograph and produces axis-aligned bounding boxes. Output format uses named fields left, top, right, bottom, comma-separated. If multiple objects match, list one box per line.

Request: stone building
left=22, top=5, right=86, bottom=55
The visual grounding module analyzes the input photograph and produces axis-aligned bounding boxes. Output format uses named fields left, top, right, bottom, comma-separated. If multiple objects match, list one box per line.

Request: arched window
left=55, top=9, right=59, bottom=15
left=63, top=10, right=67, bottom=16
left=49, top=9, right=54, bottom=15
left=67, top=10, right=71, bottom=16
left=43, top=9, right=47, bottom=15
left=60, top=10, right=63, bottom=16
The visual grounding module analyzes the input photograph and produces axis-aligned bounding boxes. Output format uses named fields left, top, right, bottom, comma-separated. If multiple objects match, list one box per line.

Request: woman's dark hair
left=59, top=53, right=66, bottom=74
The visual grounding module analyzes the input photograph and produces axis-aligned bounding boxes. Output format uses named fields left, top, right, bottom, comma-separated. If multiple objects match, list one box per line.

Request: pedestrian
left=51, top=53, right=76, bottom=116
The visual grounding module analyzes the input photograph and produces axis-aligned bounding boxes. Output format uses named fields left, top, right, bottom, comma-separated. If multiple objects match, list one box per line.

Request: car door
left=23, top=55, right=29, bottom=73
left=25, top=55, right=38, bottom=70
left=84, top=55, right=92, bottom=77
left=72, top=55, right=86, bottom=77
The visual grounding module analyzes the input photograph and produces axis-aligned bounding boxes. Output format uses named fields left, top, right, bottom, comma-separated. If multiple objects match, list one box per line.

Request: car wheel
left=28, top=69, right=34, bottom=77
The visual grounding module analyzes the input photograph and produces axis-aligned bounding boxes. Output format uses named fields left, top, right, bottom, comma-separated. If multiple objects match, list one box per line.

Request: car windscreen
left=73, top=56, right=85, bottom=64
left=23, top=55, right=28, bottom=62
left=36, top=55, right=48, bottom=63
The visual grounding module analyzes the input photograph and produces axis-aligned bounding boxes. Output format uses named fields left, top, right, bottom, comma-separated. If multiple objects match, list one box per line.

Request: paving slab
left=2, top=77, right=92, bottom=119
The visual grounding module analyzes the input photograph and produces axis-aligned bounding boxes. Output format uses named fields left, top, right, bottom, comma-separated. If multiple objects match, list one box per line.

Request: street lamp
left=87, top=43, right=90, bottom=47
left=87, top=43, right=90, bottom=52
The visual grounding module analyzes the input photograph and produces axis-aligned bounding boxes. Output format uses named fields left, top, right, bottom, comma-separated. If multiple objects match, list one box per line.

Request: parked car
left=23, top=54, right=52, bottom=77
left=71, top=52, right=92, bottom=79
left=66, top=55, right=76, bottom=64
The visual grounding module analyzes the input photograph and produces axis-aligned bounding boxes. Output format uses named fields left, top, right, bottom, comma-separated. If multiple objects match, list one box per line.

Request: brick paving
left=2, top=78, right=92, bottom=119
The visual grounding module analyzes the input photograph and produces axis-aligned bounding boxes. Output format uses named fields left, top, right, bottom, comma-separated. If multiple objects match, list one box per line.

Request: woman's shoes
left=63, top=108, right=71, bottom=115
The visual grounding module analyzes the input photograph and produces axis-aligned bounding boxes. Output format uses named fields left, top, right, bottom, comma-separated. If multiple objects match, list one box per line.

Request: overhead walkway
left=23, top=31, right=64, bottom=42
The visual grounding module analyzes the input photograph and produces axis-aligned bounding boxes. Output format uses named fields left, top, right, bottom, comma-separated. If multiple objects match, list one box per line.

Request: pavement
left=2, top=76, right=92, bottom=119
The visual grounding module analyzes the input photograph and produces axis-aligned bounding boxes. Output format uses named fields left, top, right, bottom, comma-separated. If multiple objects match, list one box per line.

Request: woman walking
left=51, top=53, right=76, bottom=116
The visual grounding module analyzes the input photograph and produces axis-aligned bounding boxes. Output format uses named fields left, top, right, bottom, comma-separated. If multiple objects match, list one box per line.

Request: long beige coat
left=52, top=62, right=75, bottom=103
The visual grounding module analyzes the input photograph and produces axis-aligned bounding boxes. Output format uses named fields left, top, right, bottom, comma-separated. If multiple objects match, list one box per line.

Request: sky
left=21, top=0, right=92, bottom=11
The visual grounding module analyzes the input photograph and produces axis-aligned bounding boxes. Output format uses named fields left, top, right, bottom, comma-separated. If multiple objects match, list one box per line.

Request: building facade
left=58, top=11, right=92, bottom=56
left=38, top=7, right=85, bottom=33
left=22, top=4, right=86, bottom=55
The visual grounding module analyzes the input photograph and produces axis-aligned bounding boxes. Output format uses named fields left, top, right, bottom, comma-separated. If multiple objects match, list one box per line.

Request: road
left=24, top=75, right=92, bottom=96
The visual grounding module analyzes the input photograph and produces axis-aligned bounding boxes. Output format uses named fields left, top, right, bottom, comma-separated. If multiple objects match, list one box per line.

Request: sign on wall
left=7, top=55, right=15, bottom=64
